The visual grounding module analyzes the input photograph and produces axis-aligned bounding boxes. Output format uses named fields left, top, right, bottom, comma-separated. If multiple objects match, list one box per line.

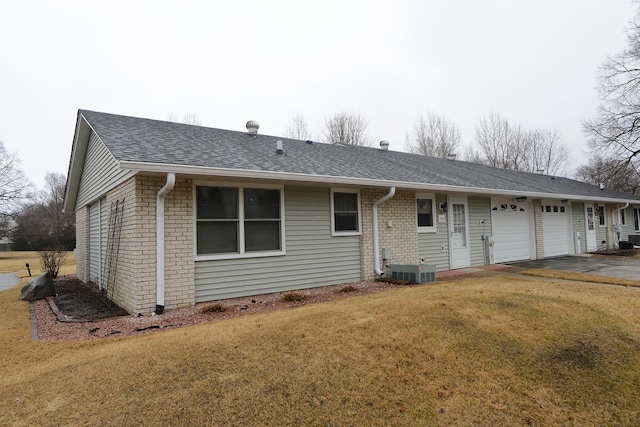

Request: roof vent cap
left=379, top=140, right=390, bottom=151
left=276, top=140, right=284, bottom=155
left=447, top=153, right=457, bottom=160
left=246, top=120, right=259, bottom=135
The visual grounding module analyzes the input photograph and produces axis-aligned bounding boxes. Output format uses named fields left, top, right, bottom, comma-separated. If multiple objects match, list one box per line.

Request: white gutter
left=373, top=187, right=396, bottom=276
left=119, top=160, right=640, bottom=205
left=155, top=173, right=176, bottom=315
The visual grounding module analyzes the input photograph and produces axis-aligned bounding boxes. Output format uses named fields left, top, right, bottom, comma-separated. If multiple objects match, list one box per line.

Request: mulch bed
left=590, top=249, right=640, bottom=257
left=33, top=276, right=400, bottom=341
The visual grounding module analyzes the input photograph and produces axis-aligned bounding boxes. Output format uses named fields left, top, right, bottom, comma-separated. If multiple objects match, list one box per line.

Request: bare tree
left=0, top=140, right=29, bottom=215
left=474, top=113, right=526, bottom=170
left=284, top=113, right=310, bottom=140
left=473, top=113, right=569, bottom=175
left=405, top=113, right=461, bottom=158
left=321, top=112, right=371, bottom=146
left=575, top=156, right=640, bottom=194
left=10, top=172, right=75, bottom=250
left=583, top=6, right=640, bottom=187
left=167, top=113, right=202, bottom=125
left=522, top=129, right=570, bottom=176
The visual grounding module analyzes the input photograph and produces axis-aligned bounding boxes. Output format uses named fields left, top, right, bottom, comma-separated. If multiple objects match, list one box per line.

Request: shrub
left=38, top=248, right=68, bottom=278
left=198, top=303, right=226, bottom=314
left=337, top=285, right=357, bottom=293
left=281, top=292, right=307, bottom=302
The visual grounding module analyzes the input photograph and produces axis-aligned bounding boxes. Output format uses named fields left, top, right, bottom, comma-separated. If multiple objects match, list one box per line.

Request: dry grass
left=520, top=268, right=640, bottom=288
left=1, top=255, right=640, bottom=425
left=280, top=291, right=307, bottom=302
left=0, top=251, right=75, bottom=278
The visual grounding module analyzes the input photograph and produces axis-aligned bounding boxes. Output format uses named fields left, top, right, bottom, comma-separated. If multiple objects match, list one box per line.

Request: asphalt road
left=509, top=255, right=640, bottom=281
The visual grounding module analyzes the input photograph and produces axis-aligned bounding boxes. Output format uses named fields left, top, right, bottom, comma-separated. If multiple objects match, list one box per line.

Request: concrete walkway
left=508, top=254, right=640, bottom=282
left=0, top=272, right=20, bottom=291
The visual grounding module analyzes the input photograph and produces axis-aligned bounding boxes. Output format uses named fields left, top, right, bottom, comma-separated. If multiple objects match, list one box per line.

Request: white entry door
left=449, top=196, right=471, bottom=269
left=585, top=204, right=597, bottom=252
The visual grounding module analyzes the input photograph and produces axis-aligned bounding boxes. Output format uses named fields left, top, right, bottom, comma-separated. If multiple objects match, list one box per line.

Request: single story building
left=63, top=110, right=640, bottom=315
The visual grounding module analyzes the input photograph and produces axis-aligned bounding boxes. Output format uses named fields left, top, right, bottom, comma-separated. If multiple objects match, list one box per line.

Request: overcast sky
left=0, top=0, right=635, bottom=190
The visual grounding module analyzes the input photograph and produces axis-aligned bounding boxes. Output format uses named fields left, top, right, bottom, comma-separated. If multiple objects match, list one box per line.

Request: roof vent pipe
left=599, top=182, right=605, bottom=190
left=276, top=140, right=284, bottom=155
left=447, top=153, right=457, bottom=160
left=246, top=120, right=259, bottom=135
left=537, top=168, right=545, bottom=174
left=379, top=140, right=390, bottom=151
left=373, top=187, right=396, bottom=276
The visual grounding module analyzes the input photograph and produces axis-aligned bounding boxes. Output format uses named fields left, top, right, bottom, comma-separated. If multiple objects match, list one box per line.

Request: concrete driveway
left=0, top=272, right=20, bottom=291
left=509, top=255, right=640, bottom=281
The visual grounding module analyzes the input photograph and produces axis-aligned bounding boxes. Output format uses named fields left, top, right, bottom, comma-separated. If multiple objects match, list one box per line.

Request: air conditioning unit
left=389, top=264, right=436, bottom=284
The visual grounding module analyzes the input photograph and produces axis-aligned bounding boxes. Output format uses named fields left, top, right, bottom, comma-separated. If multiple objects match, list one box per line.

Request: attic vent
left=246, top=120, right=259, bottom=135
left=447, top=153, right=457, bottom=160
left=379, top=140, right=390, bottom=151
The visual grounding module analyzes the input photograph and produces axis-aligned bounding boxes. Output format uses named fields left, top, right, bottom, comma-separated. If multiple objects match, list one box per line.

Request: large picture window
left=417, top=194, right=436, bottom=233
left=331, top=189, right=361, bottom=235
left=196, top=184, right=284, bottom=258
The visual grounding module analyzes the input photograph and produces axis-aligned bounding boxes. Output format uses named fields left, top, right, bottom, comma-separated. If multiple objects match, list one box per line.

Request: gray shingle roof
left=79, top=109, right=640, bottom=202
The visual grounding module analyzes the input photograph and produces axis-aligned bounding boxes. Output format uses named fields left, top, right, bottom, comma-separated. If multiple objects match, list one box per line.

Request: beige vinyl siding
left=618, top=205, right=636, bottom=240
left=468, top=196, right=492, bottom=266
left=571, top=202, right=587, bottom=253
left=418, top=194, right=450, bottom=271
left=595, top=203, right=608, bottom=247
left=88, top=198, right=107, bottom=285
left=194, top=186, right=361, bottom=302
left=75, top=131, right=136, bottom=209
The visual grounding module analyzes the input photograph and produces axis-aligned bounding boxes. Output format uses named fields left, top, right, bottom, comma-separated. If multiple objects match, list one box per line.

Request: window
left=620, top=208, right=626, bottom=226
left=196, top=184, right=284, bottom=258
left=598, top=206, right=606, bottom=227
left=634, top=208, right=640, bottom=232
left=331, top=189, right=361, bottom=235
left=417, top=194, right=436, bottom=232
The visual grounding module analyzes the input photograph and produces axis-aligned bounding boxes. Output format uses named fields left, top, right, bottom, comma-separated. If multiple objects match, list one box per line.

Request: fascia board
left=63, top=113, right=91, bottom=213
left=119, top=160, right=640, bottom=205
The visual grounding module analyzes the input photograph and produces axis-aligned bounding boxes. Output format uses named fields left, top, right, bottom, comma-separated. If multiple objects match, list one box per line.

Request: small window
left=331, top=189, right=361, bottom=235
left=417, top=194, right=436, bottom=233
left=560, top=206, right=565, bottom=213
left=545, top=206, right=551, bottom=213
left=553, top=206, right=559, bottom=213
left=621, top=208, right=626, bottom=226
left=598, top=206, right=606, bottom=227
left=634, top=208, right=640, bottom=232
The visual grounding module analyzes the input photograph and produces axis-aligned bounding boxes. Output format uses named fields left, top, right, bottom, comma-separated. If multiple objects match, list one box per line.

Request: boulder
left=20, top=272, right=56, bottom=301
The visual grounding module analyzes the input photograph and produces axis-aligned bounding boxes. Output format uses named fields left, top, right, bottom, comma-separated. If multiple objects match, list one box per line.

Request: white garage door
left=491, top=199, right=532, bottom=263
left=541, top=201, right=571, bottom=257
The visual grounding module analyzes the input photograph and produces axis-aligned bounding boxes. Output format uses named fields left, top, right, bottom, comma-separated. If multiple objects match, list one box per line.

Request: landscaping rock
left=20, top=272, right=56, bottom=301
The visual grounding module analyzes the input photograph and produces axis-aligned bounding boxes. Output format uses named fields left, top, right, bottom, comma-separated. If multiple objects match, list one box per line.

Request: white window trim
left=416, top=193, right=437, bottom=233
left=193, top=181, right=286, bottom=261
left=598, top=205, right=606, bottom=228
left=330, top=188, right=362, bottom=236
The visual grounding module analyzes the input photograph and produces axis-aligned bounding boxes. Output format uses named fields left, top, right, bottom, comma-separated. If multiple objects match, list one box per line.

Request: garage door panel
left=491, top=200, right=532, bottom=263
left=542, top=202, right=571, bottom=257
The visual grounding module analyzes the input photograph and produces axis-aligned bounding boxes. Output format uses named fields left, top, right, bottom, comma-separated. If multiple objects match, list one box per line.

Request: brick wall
left=360, top=189, right=419, bottom=280
left=532, top=199, right=544, bottom=259
left=105, top=175, right=195, bottom=315
left=75, top=206, right=89, bottom=282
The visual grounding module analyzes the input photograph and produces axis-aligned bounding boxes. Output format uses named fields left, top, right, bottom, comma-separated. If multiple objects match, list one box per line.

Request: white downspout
left=155, top=173, right=176, bottom=315
left=613, top=202, right=630, bottom=248
left=373, top=187, right=396, bottom=276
